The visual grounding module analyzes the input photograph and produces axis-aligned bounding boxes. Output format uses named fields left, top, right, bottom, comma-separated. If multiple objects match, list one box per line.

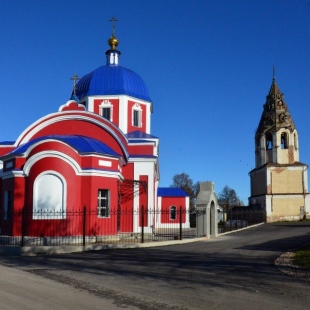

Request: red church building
left=0, top=28, right=190, bottom=239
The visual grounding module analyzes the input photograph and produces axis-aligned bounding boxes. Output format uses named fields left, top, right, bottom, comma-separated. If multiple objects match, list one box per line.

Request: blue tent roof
left=157, top=187, right=190, bottom=197
left=75, top=65, right=152, bottom=102
left=8, top=135, right=121, bottom=157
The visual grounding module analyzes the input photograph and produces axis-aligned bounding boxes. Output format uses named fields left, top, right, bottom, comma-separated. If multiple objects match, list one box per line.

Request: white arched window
left=33, top=172, right=66, bottom=219
left=99, top=100, right=113, bottom=121
left=132, top=103, right=142, bottom=127
left=170, top=206, right=177, bottom=220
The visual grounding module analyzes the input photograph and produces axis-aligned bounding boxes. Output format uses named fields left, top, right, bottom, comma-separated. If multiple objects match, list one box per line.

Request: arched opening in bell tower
left=281, top=132, right=288, bottom=149
left=266, top=133, right=273, bottom=150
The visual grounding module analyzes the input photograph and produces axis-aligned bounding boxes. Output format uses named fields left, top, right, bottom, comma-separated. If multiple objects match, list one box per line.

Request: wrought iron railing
left=0, top=207, right=266, bottom=247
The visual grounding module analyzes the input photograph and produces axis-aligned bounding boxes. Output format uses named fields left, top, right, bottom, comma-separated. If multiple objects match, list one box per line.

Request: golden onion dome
left=108, top=35, right=119, bottom=50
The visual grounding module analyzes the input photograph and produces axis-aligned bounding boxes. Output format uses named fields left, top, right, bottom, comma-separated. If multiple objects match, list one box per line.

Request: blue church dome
left=75, top=65, right=152, bottom=102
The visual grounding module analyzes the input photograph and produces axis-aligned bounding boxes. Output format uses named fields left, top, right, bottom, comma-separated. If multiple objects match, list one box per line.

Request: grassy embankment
left=293, top=244, right=310, bottom=268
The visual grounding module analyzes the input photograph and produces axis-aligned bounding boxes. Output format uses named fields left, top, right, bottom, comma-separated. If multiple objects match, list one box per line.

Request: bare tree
left=218, top=185, right=243, bottom=208
left=170, top=173, right=198, bottom=210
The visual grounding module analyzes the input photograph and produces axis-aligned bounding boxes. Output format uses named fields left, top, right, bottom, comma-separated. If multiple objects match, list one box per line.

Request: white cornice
left=128, top=157, right=157, bottom=163
left=82, top=94, right=152, bottom=105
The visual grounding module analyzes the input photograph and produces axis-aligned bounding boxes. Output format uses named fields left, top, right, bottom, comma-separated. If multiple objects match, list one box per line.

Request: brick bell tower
left=249, top=70, right=310, bottom=222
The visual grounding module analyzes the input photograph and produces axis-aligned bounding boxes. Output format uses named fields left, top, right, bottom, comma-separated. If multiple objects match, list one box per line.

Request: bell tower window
left=266, top=133, right=273, bottom=150
left=281, top=132, right=288, bottom=149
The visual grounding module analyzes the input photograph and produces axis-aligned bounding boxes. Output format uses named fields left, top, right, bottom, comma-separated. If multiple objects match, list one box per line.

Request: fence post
left=141, top=205, right=144, bottom=243
left=179, top=206, right=183, bottom=240
left=21, top=207, right=25, bottom=247
left=83, top=206, right=86, bottom=247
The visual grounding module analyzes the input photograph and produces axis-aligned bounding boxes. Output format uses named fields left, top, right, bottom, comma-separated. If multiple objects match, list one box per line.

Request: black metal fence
left=0, top=207, right=266, bottom=247
left=218, top=208, right=266, bottom=233
left=0, top=207, right=194, bottom=247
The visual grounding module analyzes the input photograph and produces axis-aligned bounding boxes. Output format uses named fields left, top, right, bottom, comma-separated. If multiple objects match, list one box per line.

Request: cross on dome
left=70, top=74, right=80, bottom=95
left=109, top=17, right=118, bottom=35
left=108, top=17, right=119, bottom=50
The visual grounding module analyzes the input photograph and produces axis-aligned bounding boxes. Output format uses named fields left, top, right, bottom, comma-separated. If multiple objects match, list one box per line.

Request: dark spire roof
left=256, top=72, right=295, bottom=137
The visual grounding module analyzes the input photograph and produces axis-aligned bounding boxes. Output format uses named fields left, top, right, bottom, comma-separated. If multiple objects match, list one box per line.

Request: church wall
left=26, top=156, right=81, bottom=211
left=23, top=156, right=78, bottom=236
left=127, top=100, right=147, bottom=133
left=127, top=144, right=154, bottom=155
left=130, top=160, right=158, bottom=233
left=157, top=194, right=190, bottom=229
left=93, top=98, right=120, bottom=127
left=251, top=170, right=267, bottom=196
left=81, top=155, right=119, bottom=171
left=271, top=169, right=303, bottom=193
left=249, top=195, right=266, bottom=208
left=265, top=150, right=273, bottom=163
left=277, top=149, right=289, bottom=164
left=119, top=162, right=134, bottom=232
left=138, top=175, right=148, bottom=228
left=81, top=175, right=119, bottom=235
left=0, top=176, right=25, bottom=235
left=118, top=96, right=128, bottom=133
left=21, top=156, right=121, bottom=236
left=271, top=196, right=305, bottom=220
left=0, top=146, right=15, bottom=156
left=158, top=196, right=187, bottom=225
left=1, top=177, right=24, bottom=210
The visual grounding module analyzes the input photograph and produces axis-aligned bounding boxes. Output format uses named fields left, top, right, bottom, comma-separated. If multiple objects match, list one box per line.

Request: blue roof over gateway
left=7, top=135, right=121, bottom=157
left=157, top=188, right=190, bottom=197
left=75, top=65, right=152, bottom=102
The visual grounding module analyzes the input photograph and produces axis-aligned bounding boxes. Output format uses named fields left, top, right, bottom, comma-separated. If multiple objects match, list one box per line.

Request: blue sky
left=1, top=0, right=310, bottom=203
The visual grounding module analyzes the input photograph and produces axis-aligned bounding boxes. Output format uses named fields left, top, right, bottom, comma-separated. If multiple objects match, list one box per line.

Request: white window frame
left=99, top=100, right=113, bottom=121
left=132, top=103, right=142, bottom=127
left=170, top=206, right=177, bottom=220
left=98, top=189, right=110, bottom=218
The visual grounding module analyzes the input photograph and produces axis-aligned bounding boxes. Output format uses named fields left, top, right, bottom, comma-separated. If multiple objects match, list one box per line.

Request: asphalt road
left=0, top=222, right=310, bottom=310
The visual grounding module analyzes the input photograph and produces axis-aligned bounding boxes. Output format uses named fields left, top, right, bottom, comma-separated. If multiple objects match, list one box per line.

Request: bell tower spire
left=254, top=69, right=298, bottom=167
left=249, top=70, right=310, bottom=222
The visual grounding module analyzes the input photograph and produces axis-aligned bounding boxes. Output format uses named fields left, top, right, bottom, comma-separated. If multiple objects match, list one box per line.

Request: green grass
left=293, top=244, right=310, bottom=268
